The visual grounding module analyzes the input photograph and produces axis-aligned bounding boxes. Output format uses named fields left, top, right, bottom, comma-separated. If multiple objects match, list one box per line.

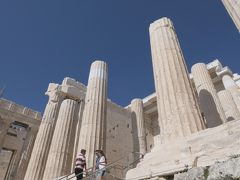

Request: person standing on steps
left=75, top=149, right=87, bottom=180
left=95, top=150, right=107, bottom=180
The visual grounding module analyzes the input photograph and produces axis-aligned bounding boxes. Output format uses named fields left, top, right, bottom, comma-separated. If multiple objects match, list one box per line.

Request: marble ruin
left=0, top=99, right=41, bottom=180
left=222, top=0, right=240, bottom=32
left=1, top=14, right=240, bottom=180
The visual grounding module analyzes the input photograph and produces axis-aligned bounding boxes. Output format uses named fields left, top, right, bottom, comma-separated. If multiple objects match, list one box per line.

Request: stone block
left=60, top=85, right=85, bottom=100
left=207, top=157, right=240, bottom=180
left=174, top=167, right=207, bottom=180
left=62, top=77, right=86, bottom=91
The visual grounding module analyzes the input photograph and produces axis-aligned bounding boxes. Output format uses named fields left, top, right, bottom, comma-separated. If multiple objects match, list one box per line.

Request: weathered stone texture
left=77, top=60, right=108, bottom=168
left=131, top=99, right=147, bottom=155
left=174, top=167, right=207, bottom=180
left=149, top=17, right=204, bottom=143
left=24, top=84, right=64, bottom=180
left=191, top=63, right=226, bottom=127
left=218, top=90, right=240, bottom=121
left=222, top=73, right=240, bottom=111
left=174, top=157, right=240, bottom=180
left=207, top=157, right=240, bottom=180
left=43, top=99, right=77, bottom=180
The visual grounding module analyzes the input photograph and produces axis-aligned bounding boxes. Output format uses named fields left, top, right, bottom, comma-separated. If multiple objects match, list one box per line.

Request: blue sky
left=0, top=0, right=239, bottom=113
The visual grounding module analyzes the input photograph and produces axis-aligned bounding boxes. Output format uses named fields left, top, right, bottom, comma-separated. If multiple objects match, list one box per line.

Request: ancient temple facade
left=24, top=68, right=135, bottom=180
left=1, top=15, right=240, bottom=180
left=0, top=99, right=41, bottom=180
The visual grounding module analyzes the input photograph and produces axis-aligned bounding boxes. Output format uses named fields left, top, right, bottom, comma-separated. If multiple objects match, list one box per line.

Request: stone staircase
left=126, top=120, right=240, bottom=180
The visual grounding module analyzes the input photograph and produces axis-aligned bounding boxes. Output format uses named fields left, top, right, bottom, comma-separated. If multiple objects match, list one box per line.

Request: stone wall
left=0, top=98, right=41, bottom=180
left=105, top=100, right=134, bottom=178
left=145, top=113, right=158, bottom=152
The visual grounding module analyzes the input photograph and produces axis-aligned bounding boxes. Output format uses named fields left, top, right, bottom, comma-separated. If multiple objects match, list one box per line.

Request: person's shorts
left=96, top=169, right=105, bottom=177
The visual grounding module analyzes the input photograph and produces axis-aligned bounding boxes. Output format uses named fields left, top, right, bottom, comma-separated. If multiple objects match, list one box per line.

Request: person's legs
left=100, top=170, right=105, bottom=180
left=95, top=171, right=100, bottom=180
left=96, top=170, right=102, bottom=180
left=75, top=168, right=83, bottom=180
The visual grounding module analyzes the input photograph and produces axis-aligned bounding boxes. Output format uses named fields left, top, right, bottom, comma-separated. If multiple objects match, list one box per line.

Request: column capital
left=61, top=77, right=86, bottom=101
left=206, top=59, right=223, bottom=72
left=233, top=73, right=240, bottom=81
left=131, top=98, right=143, bottom=105
left=45, top=83, right=65, bottom=103
left=149, top=17, right=174, bottom=34
left=216, top=66, right=233, bottom=78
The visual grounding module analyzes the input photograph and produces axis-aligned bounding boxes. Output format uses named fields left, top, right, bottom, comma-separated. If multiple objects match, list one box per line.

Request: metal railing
left=56, top=167, right=93, bottom=180
left=56, top=152, right=144, bottom=180
left=83, top=152, right=144, bottom=180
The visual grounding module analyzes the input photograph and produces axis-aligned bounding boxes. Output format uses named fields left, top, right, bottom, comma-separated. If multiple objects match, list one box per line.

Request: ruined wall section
left=106, top=101, right=133, bottom=159
left=105, top=100, right=134, bottom=178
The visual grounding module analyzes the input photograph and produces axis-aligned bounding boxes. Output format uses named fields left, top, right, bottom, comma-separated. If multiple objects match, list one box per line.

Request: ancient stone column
left=191, top=63, right=226, bottom=127
left=15, top=127, right=38, bottom=180
left=218, top=90, right=240, bottom=121
left=131, top=99, right=147, bottom=155
left=71, top=100, right=85, bottom=171
left=43, top=99, right=77, bottom=180
left=77, top=61, right=108, bottom=168
left=149, top=17, right=205, bottom=143
left=222, top=73, right=240, bottom=111
left=222, top=0, right=240, bottom=32
left=24, top=83, right=64, bottom=180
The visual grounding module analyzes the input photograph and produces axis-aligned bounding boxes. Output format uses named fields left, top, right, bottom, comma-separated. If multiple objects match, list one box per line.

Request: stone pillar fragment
left=149, top=17, right=205, bottom=143
left=43, top=99, right=77, bottom=180
left=131, top=99, right=147, bottom=155
left=222, top=74, right=240, bottom=111
left=218, top=90, right=240, bottom=121
left=191, top=63, right=226, bottom=127
left=77, top=61, right=108, bottom=168
left=24, top=83, right=64, bottom=180
left=222, top=0, right=240, bottom=32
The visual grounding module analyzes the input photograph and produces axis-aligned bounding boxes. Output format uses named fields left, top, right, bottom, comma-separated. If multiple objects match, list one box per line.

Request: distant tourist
left=95, top=150, right=107, bottom=180
left=75, top=149, right=87, bottom=180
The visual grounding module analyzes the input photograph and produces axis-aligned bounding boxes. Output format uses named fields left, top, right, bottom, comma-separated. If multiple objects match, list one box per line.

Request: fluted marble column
left=71, top=100, right=85, bottom=171
left=149, top=17, right=205, bottom=143
left=222, top=74, right=240, bottom=111
left=24, top=83, right=64, bottom=180
left=191, top=63, right=226, bottom=127
left=222, top=0, right=240, bottom=32
left=78, top=61, right=108, bottom=168
left=131, top=99, right=147, bottom=155
left=43, top=99, right=77, bottom=180
left=218, top=90, right=240, bottom=121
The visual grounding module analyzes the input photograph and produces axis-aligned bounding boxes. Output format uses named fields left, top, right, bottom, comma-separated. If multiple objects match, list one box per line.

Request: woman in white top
left=95, top=150, right=107, bottom=180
